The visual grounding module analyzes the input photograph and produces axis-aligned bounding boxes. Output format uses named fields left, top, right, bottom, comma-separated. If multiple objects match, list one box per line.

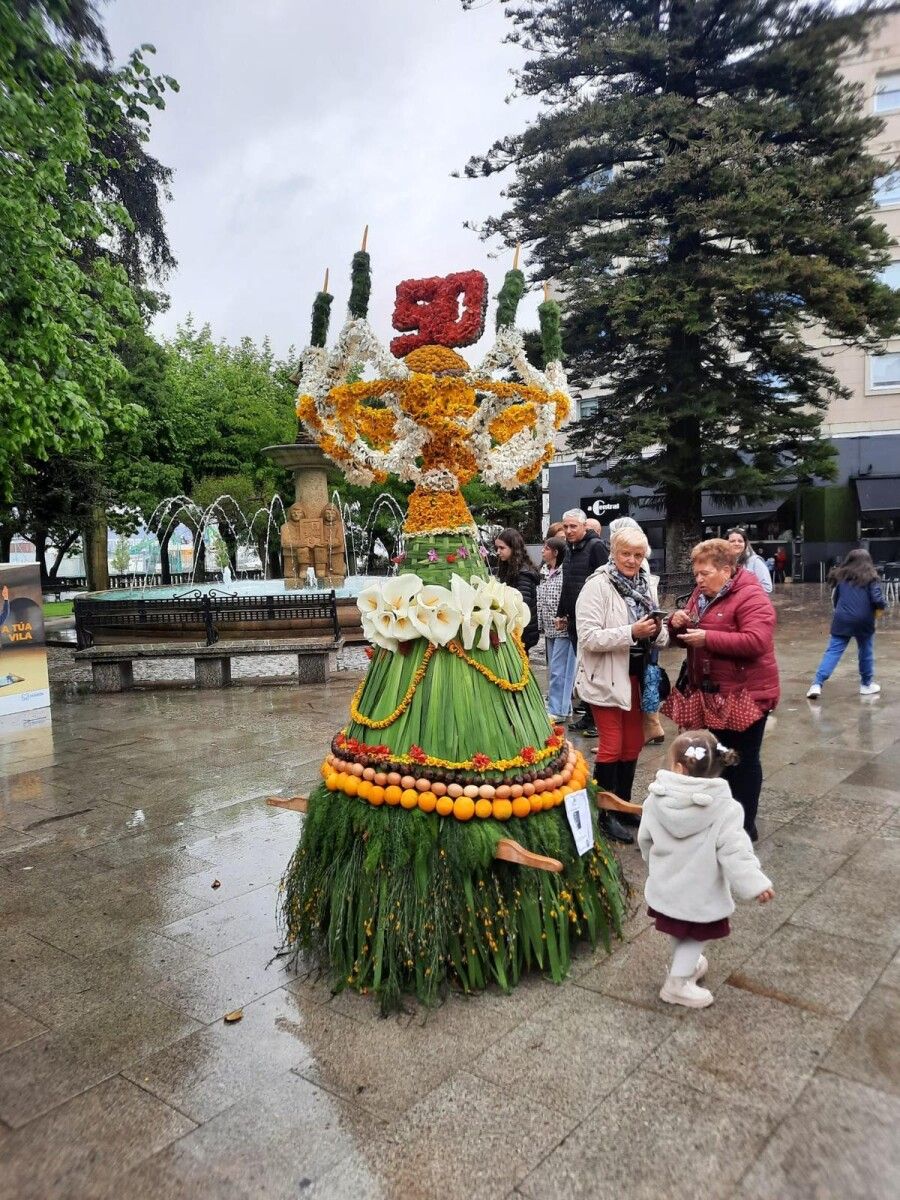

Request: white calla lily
left=356, top=583, right=385, bottom=618
left=380, top=573, right=423, bottom=616
left=363, top=612, right=398, bottom=654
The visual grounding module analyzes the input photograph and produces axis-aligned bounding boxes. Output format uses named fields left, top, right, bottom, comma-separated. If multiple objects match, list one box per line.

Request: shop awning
left=855, top=476, right=900, bottom=517
left=701, top=489, right=794, bottom=523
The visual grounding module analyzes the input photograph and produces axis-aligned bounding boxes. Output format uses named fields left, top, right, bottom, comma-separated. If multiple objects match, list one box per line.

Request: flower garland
left=349, top=644, right=435, bottom=730
left=332, top=729, right=568, bottom=776
left=444, top=634, right=530, bottom=692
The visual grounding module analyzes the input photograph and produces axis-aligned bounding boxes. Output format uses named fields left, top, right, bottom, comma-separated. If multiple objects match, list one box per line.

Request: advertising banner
left=0, top=564, right=51, bottom=717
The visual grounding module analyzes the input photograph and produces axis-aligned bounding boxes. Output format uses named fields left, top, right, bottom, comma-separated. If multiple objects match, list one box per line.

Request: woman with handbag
left=575, top=524, right=668, bottom=844
left=665, top=539, right=780, bottom=841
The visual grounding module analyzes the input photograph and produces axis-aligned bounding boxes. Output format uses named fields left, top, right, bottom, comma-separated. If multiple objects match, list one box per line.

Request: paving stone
left=149, top=931, right=290, bottom=1024
left=97, top=1070, right=382, bottom=1200
left=821, top=983, right=900, bottom=1096
left=0, top=1076, right=195, bottom=1200
left=0, top=994, right=200, bottom=1128
left=0, top=997, right=46, bottom=1053
left=735, top=1073, right=900, bottom=1200
left=312, top=1070, right=569, bottom=1200
left=644, top=985, right=843, bottom=1120
left=726, top=922, right=895, bottom=1019
left=518, top=1067, right=772, bottom=1200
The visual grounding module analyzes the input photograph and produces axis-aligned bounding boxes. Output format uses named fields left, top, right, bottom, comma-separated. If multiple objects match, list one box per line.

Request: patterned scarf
left=607, top=564, right=653, bottom=622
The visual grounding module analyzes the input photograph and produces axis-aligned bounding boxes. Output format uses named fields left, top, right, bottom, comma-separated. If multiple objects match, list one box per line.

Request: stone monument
left=264, top=435, right=348, bottom=589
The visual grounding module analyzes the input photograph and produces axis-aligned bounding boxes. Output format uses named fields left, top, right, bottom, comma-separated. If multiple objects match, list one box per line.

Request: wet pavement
left=1, top=583, right=898, bottom=1199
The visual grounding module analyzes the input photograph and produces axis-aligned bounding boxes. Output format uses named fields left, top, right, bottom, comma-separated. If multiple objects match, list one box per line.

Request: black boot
left=572, top=708, right=597, bottom=737
left=616, top=759, right=640, bottom=827
left=593, top=761, right=634, bottom=844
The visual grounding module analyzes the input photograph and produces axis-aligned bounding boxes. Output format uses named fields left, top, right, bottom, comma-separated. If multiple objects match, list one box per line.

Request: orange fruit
left=357, top=780, right=372, bottom=800
left=342, top=775, right=359, bottom=796
left=453, top=796, right=475, bottom=822
left=400, top=788, right=419, bottom=809
left=511, top=796, right=531, bottom=819
left=474, top=798, right=493, bottom=820
left=417, top=791, right=437, bottom=813
left=325, top=773, right=341, bottom=792
left=368, top=785, right=385, bottom=806
left=384, top=785, right=402, bottom=806
left=529, top=793, right=544, bottom=813
left=435, top=795, right=454, bottom=817
left=492, top=799, right=513, bottom=821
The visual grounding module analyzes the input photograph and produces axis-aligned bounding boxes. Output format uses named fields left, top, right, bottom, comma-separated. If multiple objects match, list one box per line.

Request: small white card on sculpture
left=564, top=788, right=594, bottom=856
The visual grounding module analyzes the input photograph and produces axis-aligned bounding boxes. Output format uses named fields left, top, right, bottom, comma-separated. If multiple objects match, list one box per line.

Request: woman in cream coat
left=575, top=525, right=668, bottom=844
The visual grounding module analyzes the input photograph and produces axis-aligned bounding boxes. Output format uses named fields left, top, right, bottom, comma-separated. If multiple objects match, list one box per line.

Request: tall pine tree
left=463, top=0, right=900, bottom=564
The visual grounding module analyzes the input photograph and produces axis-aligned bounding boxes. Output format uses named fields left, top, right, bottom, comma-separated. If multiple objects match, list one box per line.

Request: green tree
left=111, top=535, right=131, bottom=574
left=464, top=0, right=900, bottom=563
left=0, top=3, right=177, bottom=497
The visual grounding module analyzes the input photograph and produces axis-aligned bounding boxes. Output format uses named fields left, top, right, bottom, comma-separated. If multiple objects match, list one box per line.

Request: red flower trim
left=390, top=270, right=488, bottom=356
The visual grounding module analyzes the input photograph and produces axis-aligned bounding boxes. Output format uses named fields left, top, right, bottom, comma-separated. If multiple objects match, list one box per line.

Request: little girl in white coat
left=638, top=729, right=774, bottom=1008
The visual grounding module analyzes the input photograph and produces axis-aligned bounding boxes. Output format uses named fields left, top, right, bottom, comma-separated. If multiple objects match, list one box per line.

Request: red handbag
left=661, top=685, right=764, bottom=733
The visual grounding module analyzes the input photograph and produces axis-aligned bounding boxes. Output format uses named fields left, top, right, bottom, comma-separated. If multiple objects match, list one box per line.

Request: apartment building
left=546, top=9, right=900, bottom=575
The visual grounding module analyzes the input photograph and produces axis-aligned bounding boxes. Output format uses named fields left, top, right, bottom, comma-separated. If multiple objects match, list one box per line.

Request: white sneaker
left=660, top=974, right=715, bottom=1008
left=691, top=954, right=709, bottom=983
left=860, top=682, right=881, bottom=696
left=806, top=684, right=821, bottom=699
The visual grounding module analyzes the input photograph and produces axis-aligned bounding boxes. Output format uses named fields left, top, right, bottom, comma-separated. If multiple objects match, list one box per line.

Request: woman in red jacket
left=669, top=539, right=780, bottom=840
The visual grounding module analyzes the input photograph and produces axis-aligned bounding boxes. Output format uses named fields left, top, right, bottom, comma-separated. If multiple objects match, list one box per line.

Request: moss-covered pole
left=348, top=225, right=372, bottom=320
left=310, top=268, right=333, bottom=347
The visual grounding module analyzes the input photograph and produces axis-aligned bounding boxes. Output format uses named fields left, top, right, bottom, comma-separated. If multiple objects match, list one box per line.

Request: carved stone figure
left=322, top=503, right=347, bottom=585
left=280, top=501, right=346, bottom=587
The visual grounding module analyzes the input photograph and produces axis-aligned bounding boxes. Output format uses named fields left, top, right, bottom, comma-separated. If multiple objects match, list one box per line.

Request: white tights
left=669, top=936, right=706, bottom=978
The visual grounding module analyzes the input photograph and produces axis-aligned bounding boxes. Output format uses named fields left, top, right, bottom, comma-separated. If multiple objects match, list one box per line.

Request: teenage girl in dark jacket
left=807, top=549, right=885, bottom=700
left=494, top=528, right=541, bottom=651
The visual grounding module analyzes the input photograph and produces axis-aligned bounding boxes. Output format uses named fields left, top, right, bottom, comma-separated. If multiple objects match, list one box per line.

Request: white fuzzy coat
left=638, top=769, right=772, bottom=922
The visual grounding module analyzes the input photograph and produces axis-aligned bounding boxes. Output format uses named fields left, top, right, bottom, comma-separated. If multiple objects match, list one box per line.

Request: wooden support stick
left=512, top=241, right=521, bottom=271
left=595, top=790, right=643, bottom=816
left=543, top=280, right=551, bottom=301
left=322, top=268, right=330, bottom=294
left=266, top=795, right=309, bottom=813
left=494, top=837, right=563, bottom=873
left=361, top=224, right=369, bottom=252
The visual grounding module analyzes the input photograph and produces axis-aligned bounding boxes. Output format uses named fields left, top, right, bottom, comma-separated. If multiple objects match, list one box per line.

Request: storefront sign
left=581, top=494, right=629, bottom=523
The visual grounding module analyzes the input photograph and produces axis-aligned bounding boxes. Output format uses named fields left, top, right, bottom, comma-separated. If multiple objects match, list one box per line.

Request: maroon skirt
left=648, top=906, right=730, bottom=941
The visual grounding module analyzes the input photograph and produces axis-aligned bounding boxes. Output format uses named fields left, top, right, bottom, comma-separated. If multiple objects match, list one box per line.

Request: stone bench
left=74, top=637, right=343, bottom=693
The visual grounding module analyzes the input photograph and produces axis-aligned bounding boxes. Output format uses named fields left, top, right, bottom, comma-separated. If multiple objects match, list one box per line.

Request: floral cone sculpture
left=280, top=259, right=625, bottom=1011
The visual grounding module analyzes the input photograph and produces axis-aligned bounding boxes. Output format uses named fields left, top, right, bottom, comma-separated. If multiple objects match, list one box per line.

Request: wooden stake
left=512, top=242, right=521, bottom=271
left=322, top=268, right=330, bottom=294
left=543, top=280, right=551, bottom=302
left=595, top=789, right=643, bottom=816
left=361, top=224, right=369, bottom=253
left=494, top=838, right=563, bottom=873
left=266, top=795, right=309, bottom=813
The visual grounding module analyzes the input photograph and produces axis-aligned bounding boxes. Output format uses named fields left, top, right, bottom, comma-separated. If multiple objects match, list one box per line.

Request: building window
left=580, top=167, right=614, bottom=193
left=874, top=72, right=900, bottom=113
left=874, top=172, right=900, bottom=207
left=869, top=352, right=900, bottom=391
left=878, top=261, right=900, bottom=291
left=578, top=396, right=600, bottom=420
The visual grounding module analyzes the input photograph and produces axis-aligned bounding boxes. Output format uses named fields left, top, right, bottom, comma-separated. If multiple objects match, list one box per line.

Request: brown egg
left=463, top=784, right=480, bottom=799
left=415, top=777, right=431, bottom=792
left=373, top=772, right=388, bottom=787
left=447, top=783, right=463, bottom=799
left=550, top=774, right=562, bottom=789
left=431, top=781, right=447, bottom=796
left=534, top=779, right=547, bottom=793
left=362, top=767, right=376, bottom=781
left=387, top=772, right=402, bottom=787
left=478, top=783, right=495, bottom=799
left=401, top=775, right=417, bottom=791
left=349, top=762, right=365, bottom=777
left=495, top=784, right=511, bottom=800
left=522, top=782, right=535, bottom=797
left=509, top=784, right=524, bottom=799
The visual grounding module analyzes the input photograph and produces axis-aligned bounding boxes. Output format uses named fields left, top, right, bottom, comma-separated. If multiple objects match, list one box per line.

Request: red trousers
left=591, top=677, right=644, bottom=763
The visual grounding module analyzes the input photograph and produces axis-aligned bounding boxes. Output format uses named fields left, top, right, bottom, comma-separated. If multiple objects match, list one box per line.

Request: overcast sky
left=104, top=0, right=541, bottom=361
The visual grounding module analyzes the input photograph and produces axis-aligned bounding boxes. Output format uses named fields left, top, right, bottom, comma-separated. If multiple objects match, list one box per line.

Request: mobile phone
left=649, top=609, right=669, bottom=620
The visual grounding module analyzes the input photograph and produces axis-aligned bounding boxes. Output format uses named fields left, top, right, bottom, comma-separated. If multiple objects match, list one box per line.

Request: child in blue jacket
left=807, top=550, right=885, bottom=699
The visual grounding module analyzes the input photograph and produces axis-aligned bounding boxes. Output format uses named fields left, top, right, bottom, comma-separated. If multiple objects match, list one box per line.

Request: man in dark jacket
left=555, top=509, right=609, bottom=734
